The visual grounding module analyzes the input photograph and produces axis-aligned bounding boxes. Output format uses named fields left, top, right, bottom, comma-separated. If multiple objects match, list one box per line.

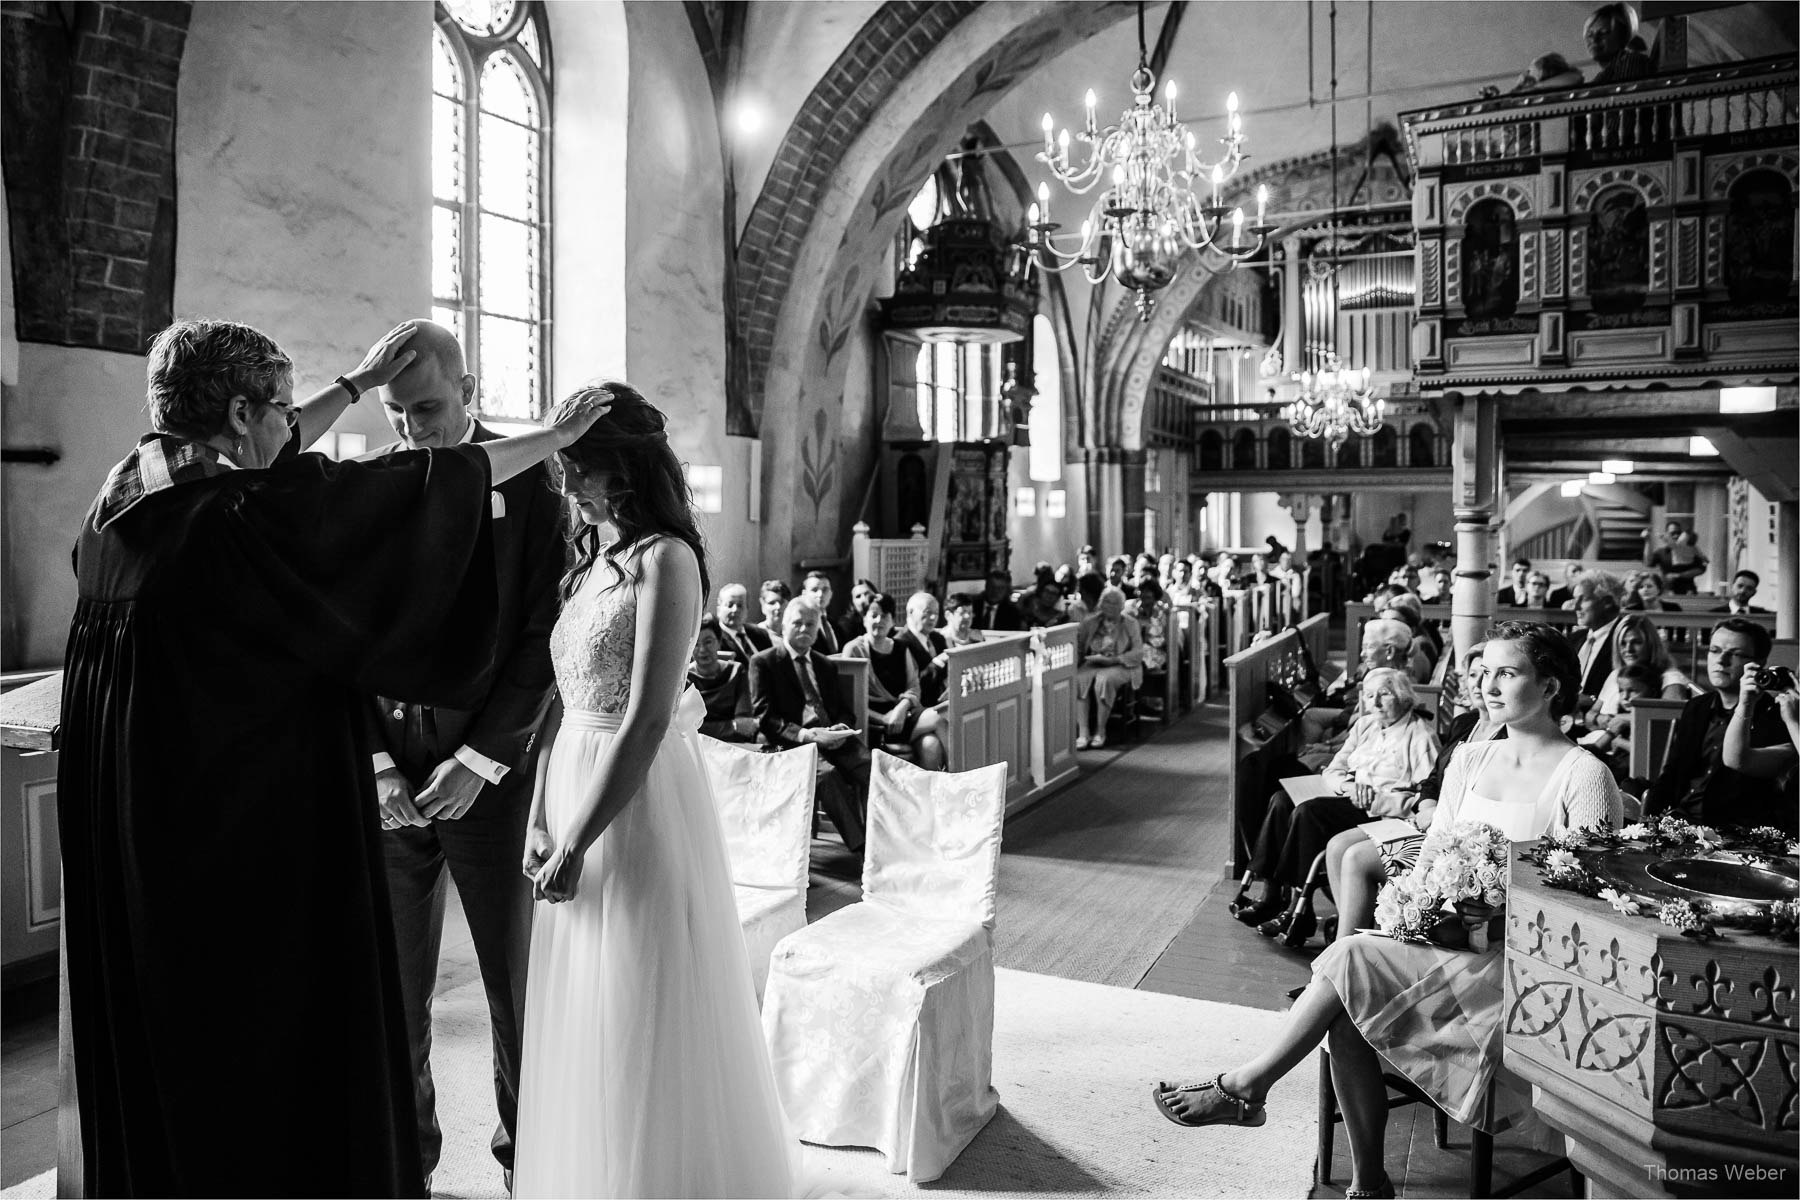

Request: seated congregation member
left=1075, top=585, right=1145, bottom=750
left=1066, top=570, right=1104, bottom=626
left=713, top=582, right=773, bottom=664
left=1322, top=641, right=1503, bottom=943
left=1712, top=569, right=1770, bottom=615
left=757, top=578, right=791, bottom=634
left=1233, top=670, right=1440, bottom=945
left=1548, top=562, right=1583, bottom=609
left=58, top=318, right=604, bottom=1196
left=1523, top=569, right=1552, bottom=609
left=842, top=591, right=947, bottom=769
left=1107, top=554, right=1139, bottom=599
left=1566, top=573, right=1624, bottom=703
left=1299, top=618, right=1416, bottom=750
left=800, top=570, right=843, bottom=653
left=972, top=569, right=1026, bottom=632
left=1583, top=663, right=1661, bottom=780
left=1054, top=562, right=1080, bottom=598
left=1379, top=591, right=1438, bottom=677
left=1644, top=618, right=1798, bottom=834
left=1582, top=612, right=1695, bottom=729
left=1586, top=0, right=1653, bottom=84
left=1020, top=576, right=1068, bottom=628
left=1634, top=570, right=1681, bottom=614
left=1154, top=623, right=1623, bottom=1200
left=1646, top=522, right=1706, bottom=595
left=748, top=597, right=868, bottom=855
left=1424, top=565, right=1453, bottom=605
left=840, top=576, right=878, bottom=646
left=1496, top=557, right=1531, bottom=607
left=1619, top=569, right=1648, bottom=610
left=894, top=591, right=950, bottom=707
left=1130, top=578, right=1171, bottom=676
left=942, top=592, right=986, bottom=647
left=690, top=617, right=756, bottom=742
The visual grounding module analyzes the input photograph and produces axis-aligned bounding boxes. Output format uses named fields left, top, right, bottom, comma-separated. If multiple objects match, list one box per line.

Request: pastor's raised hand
left=349, top=321, right=421, bottom=391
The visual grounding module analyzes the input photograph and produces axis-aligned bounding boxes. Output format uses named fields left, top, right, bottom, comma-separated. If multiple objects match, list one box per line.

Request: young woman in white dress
left=512, top=384, right=798, bottom=1198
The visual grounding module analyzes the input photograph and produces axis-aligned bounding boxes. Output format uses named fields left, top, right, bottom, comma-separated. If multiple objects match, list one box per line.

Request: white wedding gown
left=512, top=560, right=799, bottom=1198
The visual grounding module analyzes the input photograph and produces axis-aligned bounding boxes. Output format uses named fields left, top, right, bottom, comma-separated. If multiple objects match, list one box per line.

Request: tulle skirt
left=512, top=702, right=800, bottom=1198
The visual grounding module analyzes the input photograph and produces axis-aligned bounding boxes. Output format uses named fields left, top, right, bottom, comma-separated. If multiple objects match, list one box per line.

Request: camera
left=1754, top=665, right=1796, bottom=693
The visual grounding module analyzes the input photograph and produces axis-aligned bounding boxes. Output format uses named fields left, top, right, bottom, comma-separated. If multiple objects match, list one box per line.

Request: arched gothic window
left=1371, top=424, right=1398, bottom=468
left=1231, top=428, right=1257, bottom=470
left=435, top=1, right=552, bottom=419
left=1266, top=427, right=1291, bottom=471
left=1408, top=422, right=1436, bottom=468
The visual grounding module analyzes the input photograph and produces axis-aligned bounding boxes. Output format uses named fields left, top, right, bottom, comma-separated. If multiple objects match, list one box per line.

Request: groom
left=363, top=322, right=562, bottom=1195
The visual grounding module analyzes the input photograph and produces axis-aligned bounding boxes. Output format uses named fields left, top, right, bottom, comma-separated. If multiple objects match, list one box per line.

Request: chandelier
left=1024, top=1, right=1270, bottom=320
left=1287, top=0, right=1381, bottom=450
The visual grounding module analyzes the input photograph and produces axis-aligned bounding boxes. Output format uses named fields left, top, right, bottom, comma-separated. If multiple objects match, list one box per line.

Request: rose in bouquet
left=1376, top=819, right=1511, bottom=948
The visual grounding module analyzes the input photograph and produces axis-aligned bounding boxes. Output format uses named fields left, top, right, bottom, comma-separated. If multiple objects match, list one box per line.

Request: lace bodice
left=551, top=565, right=641, bottom=714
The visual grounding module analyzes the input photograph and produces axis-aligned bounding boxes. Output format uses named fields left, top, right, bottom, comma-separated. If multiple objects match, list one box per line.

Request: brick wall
left=2, top=1, right=190, bottom=353
left=733, top=0, right=979, bottom=421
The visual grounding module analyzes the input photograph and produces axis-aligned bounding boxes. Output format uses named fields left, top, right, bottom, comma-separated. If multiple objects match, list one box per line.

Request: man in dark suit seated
left=895, top=590, right=951, bottom=707
left=972, top=569, right=1026, bottom=632
left=749, top=597, right=868, bottom=856
left=1711, top=569, right=1771, bottom=615
left=713, top=582, right=773, bottom=664
left=1495, top=557, right=1531, bottom=606
left=800, top=570, right=843, bottom=653
left=363, top=321, right=558, bottom=1195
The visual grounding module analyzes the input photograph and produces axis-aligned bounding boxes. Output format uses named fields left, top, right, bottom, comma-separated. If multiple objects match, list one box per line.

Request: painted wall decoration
left=1460, top=198, right=1520, bottom=319
left=1725, top=169, right=1794, bottom=304
left=1587, top=184, right=1650, bottom=313
left=798, top=403, right=838, bottom=518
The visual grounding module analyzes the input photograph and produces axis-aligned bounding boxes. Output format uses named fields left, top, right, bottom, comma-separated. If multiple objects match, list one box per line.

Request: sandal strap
left=1212, top=1072, right=1256, bottom=1109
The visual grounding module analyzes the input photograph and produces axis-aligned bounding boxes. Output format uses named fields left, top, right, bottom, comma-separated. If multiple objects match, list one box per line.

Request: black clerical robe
left=59, top=439, right=502, bottom=1197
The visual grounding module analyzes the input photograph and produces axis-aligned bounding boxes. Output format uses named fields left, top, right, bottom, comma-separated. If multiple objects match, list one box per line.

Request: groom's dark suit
left=749, top=641, right=868, bottom=854
left=364, top=420, right=562, bottom=1186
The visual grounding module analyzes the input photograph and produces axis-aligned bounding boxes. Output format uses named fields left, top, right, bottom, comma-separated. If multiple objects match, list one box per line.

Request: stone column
left=1277, top=492, right=1317, bottom=557
left=1281, top=236, right=1303, bottom=378
left=1450, top=393, right=1500, bottom=657
left=1120, top=448, right=1147, bottom=555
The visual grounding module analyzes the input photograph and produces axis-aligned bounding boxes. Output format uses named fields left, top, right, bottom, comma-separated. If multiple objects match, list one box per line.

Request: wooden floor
left=1, top=698, right=1577, bottom=1198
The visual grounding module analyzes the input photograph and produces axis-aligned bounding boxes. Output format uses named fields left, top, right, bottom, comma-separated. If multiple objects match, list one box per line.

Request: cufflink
left=392, top=706, right=405, bottom=721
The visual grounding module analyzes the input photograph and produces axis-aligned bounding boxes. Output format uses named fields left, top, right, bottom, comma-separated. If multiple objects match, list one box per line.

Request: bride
left=512, top=384, right=798, bottom=1198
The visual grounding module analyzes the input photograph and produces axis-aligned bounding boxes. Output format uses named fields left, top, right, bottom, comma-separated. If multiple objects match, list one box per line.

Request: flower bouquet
left=1375, top=819, right=1511, bottom=951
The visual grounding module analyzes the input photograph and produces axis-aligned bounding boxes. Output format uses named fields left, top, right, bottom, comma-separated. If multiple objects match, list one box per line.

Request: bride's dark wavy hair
left=548, top=381, right=711, bottom=604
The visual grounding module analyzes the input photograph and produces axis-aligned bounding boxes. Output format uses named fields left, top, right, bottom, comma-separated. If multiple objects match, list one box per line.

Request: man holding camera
left=1644, top=618, right=1797, bottom=833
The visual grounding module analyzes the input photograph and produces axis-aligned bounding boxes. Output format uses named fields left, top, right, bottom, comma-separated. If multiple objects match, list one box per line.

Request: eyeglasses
left=267, top=402, right=299, bottom=429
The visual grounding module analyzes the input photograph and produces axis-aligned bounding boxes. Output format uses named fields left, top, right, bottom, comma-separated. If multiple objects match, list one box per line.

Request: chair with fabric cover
left=697, top=737, right=818, bottom=1002
left=761, top=750, right=1009, bottom=1182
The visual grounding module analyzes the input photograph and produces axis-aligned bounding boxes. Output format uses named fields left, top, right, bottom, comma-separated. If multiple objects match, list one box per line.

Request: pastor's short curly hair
left=146, top=319, right=293, bottom=440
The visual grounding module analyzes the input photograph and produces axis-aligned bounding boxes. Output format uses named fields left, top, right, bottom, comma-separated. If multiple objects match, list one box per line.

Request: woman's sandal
left=1344, top=1171, right=1395, bottom=1198
left=1149, top=1073, right=1267, bottom=1128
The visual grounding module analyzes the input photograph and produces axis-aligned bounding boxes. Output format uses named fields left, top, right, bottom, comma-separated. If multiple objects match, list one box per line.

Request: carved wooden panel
left=1543, top=228, right=1566, bottom=300
left=1656, top=1012, right=1799, bottom=1147
left=1507, top=955, right=1655, bottom=1115
left=1675, top=216, right=1701, bottom=291
left=1508, top=891, right=1662, bottom=1006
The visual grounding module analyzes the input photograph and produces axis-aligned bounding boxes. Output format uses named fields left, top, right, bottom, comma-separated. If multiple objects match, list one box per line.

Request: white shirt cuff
left=454, top=744, right=509, bottom=785
left=371, top=751, right=397, bottom=776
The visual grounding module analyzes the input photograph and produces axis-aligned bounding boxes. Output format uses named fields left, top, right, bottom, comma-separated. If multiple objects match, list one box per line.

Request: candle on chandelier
left=1042, top=112, right=1055, bottom=156
left=1165, top=80, right=1177, bottom=124
left=1037, top=181, right=1051, bottom=226
left=1085, top=89, right=1098, bottom=134
left=1027, top=202, right=1040, bottom=228
left=1227, top=91, right=1242, bottom=137
left=1210, top=165, right=1222, bottom=206
left=1231, top=208, right=1244, bottom=244
left=1256, top=184, right=1269, bottom=225
left=1058, top=128, right=1071, bottom=162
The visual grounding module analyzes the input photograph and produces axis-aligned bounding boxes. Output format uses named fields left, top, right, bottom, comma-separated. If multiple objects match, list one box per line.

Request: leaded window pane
left=480, top=51, right=538, bottom=126
left=479, top=102, right=537, bottom=221
left=444, top=0, right=515, bottom=38
left=479, top=212, right=536, bottom=319
left=432, top=92, right=464, bottom=202
left=515, top=18, right=543, bottom=73
left=432, top=304, right=463, bottom=348
left=480, top=314, right=538, bottom=420
left=433, top=204, right=462, bottom=303
left=433, top=27, right=463, bottom=97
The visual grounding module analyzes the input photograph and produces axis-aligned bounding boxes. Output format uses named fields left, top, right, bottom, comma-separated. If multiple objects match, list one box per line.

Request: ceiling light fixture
left=1588, top=471, right=1616, bottom=485
left=1719, top=386, right=1777, bottom=413
left=1688, top=436, right=1719, bottom=456
left=1560, top=480, right=1585, bottom=497
left=1601, top=459, right=1634, bottom=475
left=1024, top=0, right=1268, bottom=319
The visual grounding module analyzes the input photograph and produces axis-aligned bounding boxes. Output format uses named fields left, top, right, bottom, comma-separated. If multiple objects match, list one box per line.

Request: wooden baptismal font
left=1504, top=840, right=1798, bottom=1198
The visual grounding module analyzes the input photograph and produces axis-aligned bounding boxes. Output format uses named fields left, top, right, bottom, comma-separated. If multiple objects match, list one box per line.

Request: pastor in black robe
left=59, top=433, right=505, bottom=1197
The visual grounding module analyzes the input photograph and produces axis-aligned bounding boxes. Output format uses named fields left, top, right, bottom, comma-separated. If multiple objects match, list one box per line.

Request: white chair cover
left=762, top=751, right=1008, bottom=1182
left=699, top=738, right=817, bottom=1001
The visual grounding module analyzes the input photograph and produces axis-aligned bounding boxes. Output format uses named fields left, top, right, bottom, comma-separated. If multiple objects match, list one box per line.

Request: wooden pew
left=1224, top=613, right=1330, bottom=876
left=942, top=625, right=1079, bottom=815
left=826, top=655, right=870, bottom=736
left=1138, top=602, right=1182, bottom=724
left=1628, top=697, right=1690, bottom=780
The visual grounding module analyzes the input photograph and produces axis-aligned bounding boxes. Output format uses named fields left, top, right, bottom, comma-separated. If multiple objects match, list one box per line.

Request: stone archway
left=751, top=0, right=1138, bottom=571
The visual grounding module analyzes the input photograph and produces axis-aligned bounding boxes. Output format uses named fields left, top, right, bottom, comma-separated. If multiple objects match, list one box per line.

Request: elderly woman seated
left=1298, top=617, right=1417, bottom=754
left=842, top=591, right=947, bottom=769
left=1075, top=585, right=1145, bottom=750
left=1233, top=669, right=1440, bottom=947
left=689, top=617, right=757, bottom=742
